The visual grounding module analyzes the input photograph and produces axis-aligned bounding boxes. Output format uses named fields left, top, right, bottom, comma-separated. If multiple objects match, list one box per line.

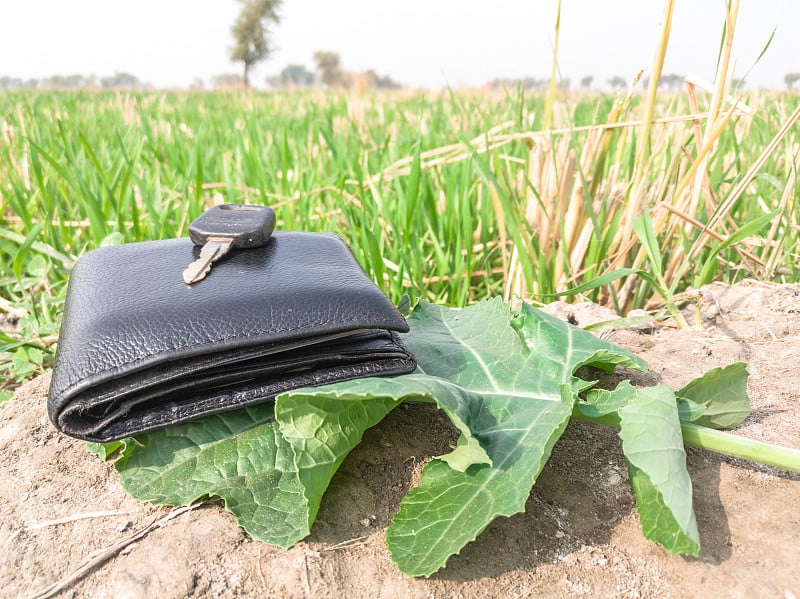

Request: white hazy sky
left=0, top=1, right=797, bottom=90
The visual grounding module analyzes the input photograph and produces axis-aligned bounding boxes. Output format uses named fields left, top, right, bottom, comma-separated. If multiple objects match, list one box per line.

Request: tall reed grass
left=1, top=1, right=799, bottom=385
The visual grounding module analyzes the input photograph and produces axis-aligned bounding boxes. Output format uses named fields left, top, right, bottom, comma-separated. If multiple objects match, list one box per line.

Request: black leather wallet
left=47, top=224, right=416, bottom=442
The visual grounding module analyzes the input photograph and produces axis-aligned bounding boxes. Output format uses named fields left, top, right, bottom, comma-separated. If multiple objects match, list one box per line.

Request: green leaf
left=106, top=298, right=647, bottom=576
left=396, top=293, right=412, bottom=316
left=100, top=231, right=125, bottom=247
left=11, top=348, right=37, bottom=377
left=0, top=390, right=12, bottom=404
left=387, top=299, right=647, bottom=576
left=633, top=213, right=664, bottom=279
left=583, top=314, right=655, bottom=332
left=278, top=372, right=496, bottom=480
left=535, top=267, right=639, bottom=299
left=85, top=440, right=126, bottom=461
left=26, top=347, right=44, bottom=366
left=275, top=384, right=403, bottom=527
left=113, top=405, right=309, bottom=548
left=676, top=396, right=707, bottom=422
left=695, top=211, right=778, bottom=286
left=28, top=254, right=49, bottom=278
left=580, top=380, right=637, bottom=418
left=13, top=222, right=43, bottom=284
left=618, top=385, right=700, bottom=556
left=677, top=362, right=750, bottom=429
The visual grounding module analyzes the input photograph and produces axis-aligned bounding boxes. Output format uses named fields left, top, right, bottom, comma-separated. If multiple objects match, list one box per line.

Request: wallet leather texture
left=48, top=231, right=416, bottom=442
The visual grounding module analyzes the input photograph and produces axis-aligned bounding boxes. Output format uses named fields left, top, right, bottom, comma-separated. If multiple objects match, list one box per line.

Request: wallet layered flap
left=48, top=231, right=416, bottom=442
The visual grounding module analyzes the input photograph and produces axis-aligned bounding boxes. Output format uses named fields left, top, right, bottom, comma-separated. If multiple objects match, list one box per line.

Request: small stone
left=359, top=518, right=371, bottom=527
left=116, top=520, right=132, bottom=532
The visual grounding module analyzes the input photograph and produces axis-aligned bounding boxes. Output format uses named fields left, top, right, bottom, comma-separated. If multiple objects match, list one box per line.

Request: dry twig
left=29, top=505, right=200, bottom=599
left=26, top=510, right=140, bottom=531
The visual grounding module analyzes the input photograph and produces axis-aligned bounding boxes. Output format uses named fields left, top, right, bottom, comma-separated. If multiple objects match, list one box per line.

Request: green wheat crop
left=0, top=87, right=798, bottom=387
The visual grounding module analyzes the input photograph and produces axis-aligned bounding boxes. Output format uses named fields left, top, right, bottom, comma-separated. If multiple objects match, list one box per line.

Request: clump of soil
left=1, top=282, right=798, bottom=598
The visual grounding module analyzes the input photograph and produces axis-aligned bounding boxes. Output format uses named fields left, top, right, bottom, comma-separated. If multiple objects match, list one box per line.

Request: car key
left=182, top=237, right=232, bottom=285
left=182, top=204, right=276, bottom=285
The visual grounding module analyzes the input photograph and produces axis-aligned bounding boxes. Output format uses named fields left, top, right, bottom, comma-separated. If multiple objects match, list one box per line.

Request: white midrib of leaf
left=413, top=366, right=561, bottom=402
left=417, top=316, right=563, bottom=402
left=441, top=312, right=504, bottom=394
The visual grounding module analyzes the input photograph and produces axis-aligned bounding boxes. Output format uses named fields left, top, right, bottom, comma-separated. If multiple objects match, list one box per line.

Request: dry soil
left=1, top=282, right=798, bottom=598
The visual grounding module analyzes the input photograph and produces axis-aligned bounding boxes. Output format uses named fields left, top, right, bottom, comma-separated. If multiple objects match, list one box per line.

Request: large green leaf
left=386, top=299, right=647, bottom=576
left=112, top=376, right=494, bottom=549
left=112, top=406, right=309, bottom=548
left=274, top=376, right=494, bottom=529
left=106, top=298, right=647, bottom=576
left=275, top=388, right=401, bottom=527
left=618, top=385, right=700, bottom=556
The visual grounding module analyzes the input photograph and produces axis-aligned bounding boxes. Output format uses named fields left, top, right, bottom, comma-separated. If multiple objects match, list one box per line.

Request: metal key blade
left=182, top=237, right=232, bottom=285
left=182, top=245, right=219, bottom=285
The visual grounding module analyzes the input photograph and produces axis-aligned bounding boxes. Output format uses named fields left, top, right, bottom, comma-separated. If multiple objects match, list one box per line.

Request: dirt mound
left=2, top=282, right=799, bottom=598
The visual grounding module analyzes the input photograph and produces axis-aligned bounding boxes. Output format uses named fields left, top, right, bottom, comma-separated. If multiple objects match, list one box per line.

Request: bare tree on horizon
left=313, top=51, right=345, bottom=88
left=231, top=0, right=281, bottom=88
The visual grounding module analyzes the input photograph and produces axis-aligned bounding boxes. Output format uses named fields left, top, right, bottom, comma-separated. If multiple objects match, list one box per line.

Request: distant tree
left=526, top=78, right=548, bottom=91
left=278, top=64, right=314, bottom=87
left=351, top=70, right=376, bottom=92
left=486, top=77, right=546, bottom=91
left=785, top=73, right=800, bottom=90
left=64, top=74, right=85, bottom=88
left=374, top=72, right=403, bottom=90
left=46, top=75, right=67, bottom=88
left=580, top=75, right=593, bottom=90
left=608, top=76, right=626, bottom=91
left=100, top=72, right=140, bottom=88
left=230, top=0, right=281, bottom=88
left=0, top=76, right=24, bottom=89
left=264, top=74, right=281, bottom=88
left=657, top=73, right=683, bottom=91
left=212, top=73, right=246, bottom=89
left=313, top=51, right=346, bottom=87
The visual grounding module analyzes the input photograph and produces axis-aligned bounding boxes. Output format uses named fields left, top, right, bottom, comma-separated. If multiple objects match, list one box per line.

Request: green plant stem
left=572, top=407, right=800, bottom=474
left=679, top=421, right=800, bottom=473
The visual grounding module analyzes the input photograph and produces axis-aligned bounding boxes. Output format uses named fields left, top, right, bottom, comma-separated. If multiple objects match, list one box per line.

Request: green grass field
left=1, top=88, right=799, bottom=385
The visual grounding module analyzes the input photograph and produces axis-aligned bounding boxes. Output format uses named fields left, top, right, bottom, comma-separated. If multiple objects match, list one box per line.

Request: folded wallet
left=47, top=229, right=416, bottom=442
